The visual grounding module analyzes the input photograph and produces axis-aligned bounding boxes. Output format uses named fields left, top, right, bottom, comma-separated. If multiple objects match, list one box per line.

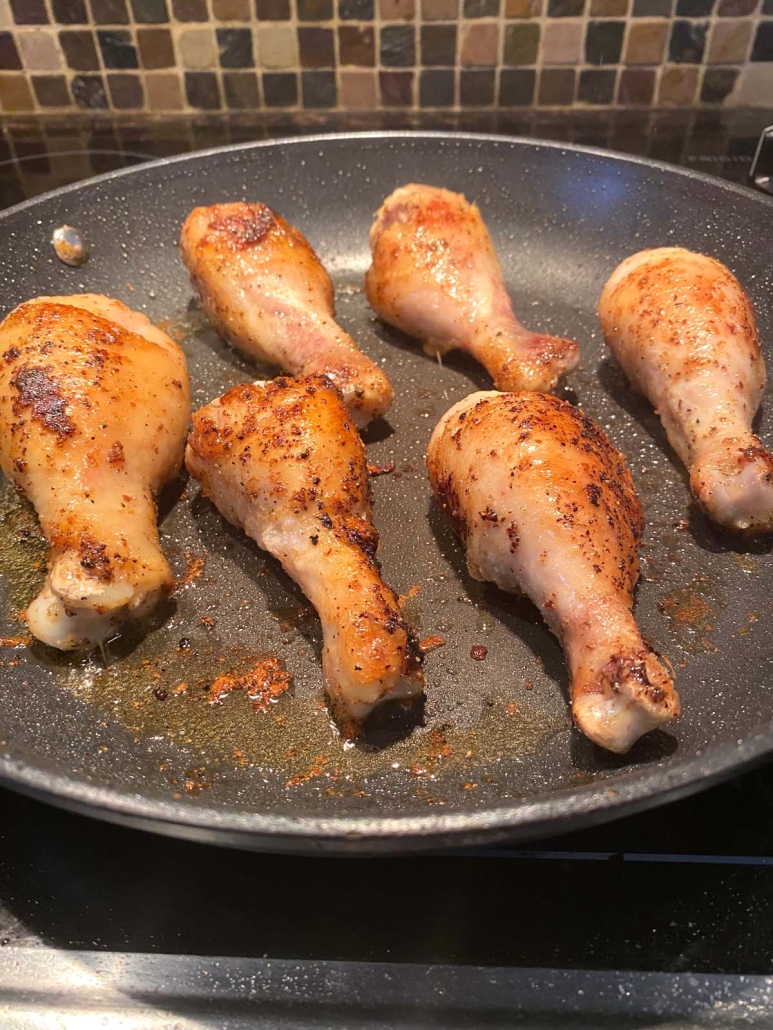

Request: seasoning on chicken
left=185, top=374, right=424, bottom=727
left=0, top=294, right=190, bottom=650
left=365, top=183, right=580, bottom=392
left=427, top=390, right=679, bottom=754
left=600, top=247, right=773, bottom=534
left=180, top=202, right=393, bottom=428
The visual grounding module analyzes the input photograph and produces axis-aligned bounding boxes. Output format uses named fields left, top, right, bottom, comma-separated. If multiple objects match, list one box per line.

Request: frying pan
left=0, top=131, right=771, bottom=855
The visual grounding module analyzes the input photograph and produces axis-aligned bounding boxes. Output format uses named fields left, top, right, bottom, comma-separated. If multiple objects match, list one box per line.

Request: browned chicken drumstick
left=600, top=247, right=773, bottom=534
left=0, top=294, right=190, bottom=650
left=427, top=391, right=679, bottom=753
left=366, top=184, right=580, bottom=392
left=180, top=202, right=393, bottom=428
left=186, top=374, right=424, bottom=727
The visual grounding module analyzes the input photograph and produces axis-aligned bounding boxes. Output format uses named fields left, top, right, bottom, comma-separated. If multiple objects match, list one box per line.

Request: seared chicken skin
left=0, top=294, right=190, bottom=650
left=366, top=184, right=580, bottom=392
left=186, top=374, right=423, bottom=726
left=180, top=202, right=393, bottom=428
left=600, top=247, right=773, bottom=534
left=427, top=391, right=679, bottom=753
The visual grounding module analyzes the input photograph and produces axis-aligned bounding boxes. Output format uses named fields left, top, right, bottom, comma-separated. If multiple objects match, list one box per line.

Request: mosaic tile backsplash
left=0, top=0, right=770, bottom=111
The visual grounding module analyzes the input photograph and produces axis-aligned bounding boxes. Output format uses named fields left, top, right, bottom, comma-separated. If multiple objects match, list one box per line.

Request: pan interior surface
left=0, top=133, right=771, bottom=850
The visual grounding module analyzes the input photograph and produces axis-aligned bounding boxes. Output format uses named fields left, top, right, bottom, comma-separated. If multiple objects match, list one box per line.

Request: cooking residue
left=419, top=635, right=446, bottom=654
left=659, top=576, right=718, bottom=653
left=209, top=656, right=293, bottom=712
left=367, top=461, right=395, bottom=476
left=409, top=727, right=452, bottom=778
left=179, top=551, right=205, bottom=587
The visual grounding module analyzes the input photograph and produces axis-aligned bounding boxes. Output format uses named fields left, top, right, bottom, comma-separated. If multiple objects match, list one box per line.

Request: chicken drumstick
left=186, top=374, right=423, bottom=727
left=366, top=184, right=580, bottom=393
left=180, top=202, right=393, bottom=428
left=427, top=390, right=679, bottom=753
left=0, top=294, right=190, bottom=650
left=599, top=247, right=773, bottom=534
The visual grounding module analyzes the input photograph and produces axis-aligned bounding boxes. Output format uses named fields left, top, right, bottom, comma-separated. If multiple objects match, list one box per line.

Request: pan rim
left=0, top=129, right=771, bottom=851
left=0, top=129, right=771, bottom=229
left=1, top=730, right=771, bottom=851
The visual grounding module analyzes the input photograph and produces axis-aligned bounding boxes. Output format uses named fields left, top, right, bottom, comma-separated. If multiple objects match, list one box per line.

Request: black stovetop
left=0, top=109, right=772, bottom=1028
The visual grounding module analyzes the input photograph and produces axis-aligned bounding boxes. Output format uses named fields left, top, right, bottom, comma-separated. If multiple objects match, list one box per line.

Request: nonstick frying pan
left=0, top=131, right=771, bottom=854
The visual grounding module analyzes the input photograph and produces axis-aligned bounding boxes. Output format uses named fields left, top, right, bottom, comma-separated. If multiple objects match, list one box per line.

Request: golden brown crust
left=186, top=374, right=423, bottom=722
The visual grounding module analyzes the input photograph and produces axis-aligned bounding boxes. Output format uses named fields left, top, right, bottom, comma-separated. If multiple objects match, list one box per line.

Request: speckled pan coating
left=0, top=131, right=771, bottom=854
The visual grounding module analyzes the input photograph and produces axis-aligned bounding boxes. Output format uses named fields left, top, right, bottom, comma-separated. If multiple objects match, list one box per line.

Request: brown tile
left=107, top=71, right=143, bottom=106
left=261, top=70, right=297, bottom=105
left=257, top=26, right=297, bottom=67
left=301, top=69, right=335, bottom=105
left=216, top=26, right=254, bottom=66
left=0, top=31, right=21, bottom=67
left=298, top=26, right=334, bottom=66
left=537, top=66, right=574, bottom=104
left=420, top=67, right=454, bottom=104
left=658, top=64, right=699, bottom=104
left=59, top=29, right=99, bottom=70
left=145, top=69, right=183, bottom=107
left=178, top=27, right=216, bottom=68
left=379, top=0, right=415, bottom=18
left=297, top=0, right=333, bottom=18
left=339, top=0, right=375, bottom=18
left=255, top=0, right=290, bottom=16
left=137, top=26, right=174, bottom=66
left=460, top=21, right=498, bottom=64
left=707, top=19, right=752, bottom=62
left=212, top=0, right=250, bottom=16
left=379, top=68, right=413, bottom=104
left=503, top=21, right=538, bottom=62
left=185, top=69, right=220, bottom=106
left=504, top=0, right=541, bottom=13
left=542, top=20, right=582, bottom=63
left=172, top=0, right=208, bottom=18
left=90, top=0, right=130, bottom=23
left=577, top=66, right=616, bottom=102
left=52, top=0, right=88, bottom=23
left=31, top=72, right=70, bottom=104
left=10, top=0, right=49, bottom=25
left=421, top=23, right=457, bottom=64
left=338, top=24, right=375, bottom=65
left=0, top=72, right=34, bottom=107
left=732, top=64, right=773, bottom=105
left=548, top=0, right=583, bottom=14
left=460, top=67, right=494, bottom=103
left=130, top=0, right=170, bottom=22
left=223, top=69, right=260, bottom=106
left=421, top=0, right=458, bottom=16
left=701, top=66, right=737, bottom=103
left=625, top=20, right=667, bottom=63
left=617, top=65, right=655, bottom=102
left=590, top=0, right=628, bottom=11
left=498, top=66, right=535, bottom=103
left=72, top=72, right=108, bottom=105
left=339, top=68, right=377, bottom=107
left=717, top=0, right=756, bottom=13
left=17, top=30, right=63, bottom=69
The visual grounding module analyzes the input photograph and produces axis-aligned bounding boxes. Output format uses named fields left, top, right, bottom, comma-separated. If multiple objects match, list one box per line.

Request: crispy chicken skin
left=185, top=374, right=423, bottom=726
left=365, top=184, right=580, bottom=393
left=180, top=202, right=393, bottom=428
left=0, top=294, right=190, bottom=650
left=600, top=247, right=773, bottom=534
left=427, top=391, right=679, bottom=753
